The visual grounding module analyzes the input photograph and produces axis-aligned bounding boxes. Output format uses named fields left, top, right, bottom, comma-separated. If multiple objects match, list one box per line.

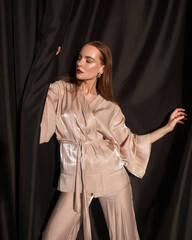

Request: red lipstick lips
left=76, top=69, right=83, bottom=74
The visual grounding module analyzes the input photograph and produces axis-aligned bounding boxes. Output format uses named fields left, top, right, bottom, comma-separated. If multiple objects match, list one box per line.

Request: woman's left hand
left=150, top=108, right=187, bottom=144
left=56, top=46, right=61, bottom=55
left=166, top=108, right=187, bottom=132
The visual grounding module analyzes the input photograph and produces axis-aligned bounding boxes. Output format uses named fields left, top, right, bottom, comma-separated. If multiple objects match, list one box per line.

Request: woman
left=40, top=41, right=187, bottom=240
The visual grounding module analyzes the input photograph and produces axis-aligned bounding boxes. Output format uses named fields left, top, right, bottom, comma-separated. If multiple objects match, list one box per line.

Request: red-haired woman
left=40, top=41, right=187, bottom=240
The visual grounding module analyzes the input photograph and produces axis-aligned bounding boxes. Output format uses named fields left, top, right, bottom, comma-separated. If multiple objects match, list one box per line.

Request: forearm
left=149, top=125, right=171, bottom=144
left=149, top=108, right=187, bottom=144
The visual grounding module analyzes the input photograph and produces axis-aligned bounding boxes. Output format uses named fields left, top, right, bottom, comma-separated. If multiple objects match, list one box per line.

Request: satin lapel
left=77, top=89, right=104, bottom=132
left=77, top=88, right=104, bottom=113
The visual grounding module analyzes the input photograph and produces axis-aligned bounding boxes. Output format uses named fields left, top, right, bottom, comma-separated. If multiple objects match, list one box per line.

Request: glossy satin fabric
left=42, top=183, right=140, bottom=240
left=40, top=79, right=151, bottom=239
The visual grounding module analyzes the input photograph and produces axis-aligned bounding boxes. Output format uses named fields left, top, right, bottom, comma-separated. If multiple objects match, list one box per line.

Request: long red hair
left=59, top=41, right=117, bottom=103
left=86, top=41, right=116, bottom=103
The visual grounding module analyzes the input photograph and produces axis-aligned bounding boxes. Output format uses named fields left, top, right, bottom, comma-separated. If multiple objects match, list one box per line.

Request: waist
left=58, top=166, right=129, bottom=197
left=59, top=138, right=111, bottom=145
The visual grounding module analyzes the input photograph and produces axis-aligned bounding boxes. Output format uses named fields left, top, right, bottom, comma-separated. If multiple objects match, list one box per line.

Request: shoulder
left=99, top=98, right=124, bottom=122
left=105, top=101, right=125, bottom=125
left=49, top=78, right=76, bottom=94
left=101, top=98, right=122, bottom=114
left=100, top=96, right=115, bottom=108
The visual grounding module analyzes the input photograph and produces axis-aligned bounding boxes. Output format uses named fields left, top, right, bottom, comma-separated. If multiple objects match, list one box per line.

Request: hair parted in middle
left=59, top=40, right=117, bottom=104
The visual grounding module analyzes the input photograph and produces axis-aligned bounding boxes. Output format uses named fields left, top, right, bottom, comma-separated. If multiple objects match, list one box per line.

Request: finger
left=173, top=108, right=185, bottom=113
left=175, top=108, right=185, bottom=111
left=177, top=115, right=188, bottom=119
left=172, top=109, right=185, bottom=116
left=56, top=46, right=61, bottom=55
left=178, top=121, right=184, bottom=124
left=175, top=112, right=188, bottom=117
left=173, top=115, right=184, bottom=121
left=177, top=116, right=185, bottom=122
left=170, top=109, right=186, bottom=120
left=173, top=111, right=187, bottom=119
left=172, top=108, right=185, bottom=114
left=183, top=117, right=188, bottom=120
left=170, top=113, right=181, bottom=120
left=174, top=116, right=187, bottom=124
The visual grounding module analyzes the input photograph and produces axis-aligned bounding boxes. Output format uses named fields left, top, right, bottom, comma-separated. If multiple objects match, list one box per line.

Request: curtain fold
left=0, top=1, right=17, bottom=239
left=19, top=1, right=74, bottom=239
left=0, top=0, right=191, bottom=239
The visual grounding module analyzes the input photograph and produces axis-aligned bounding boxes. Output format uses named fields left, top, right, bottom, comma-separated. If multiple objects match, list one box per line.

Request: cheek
left=85, top=64, right=99, bottom=74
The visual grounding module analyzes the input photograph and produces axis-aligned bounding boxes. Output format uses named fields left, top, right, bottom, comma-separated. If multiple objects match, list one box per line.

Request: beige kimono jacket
left=40, top=79, right=151, bottom=239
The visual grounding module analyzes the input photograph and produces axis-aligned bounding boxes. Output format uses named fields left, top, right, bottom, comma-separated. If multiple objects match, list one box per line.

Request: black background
left=0, top=0, right=192, bottom=239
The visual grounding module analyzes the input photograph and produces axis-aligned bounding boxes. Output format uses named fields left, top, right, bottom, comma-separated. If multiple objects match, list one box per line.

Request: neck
left=78, top=79, right=97, bottom=95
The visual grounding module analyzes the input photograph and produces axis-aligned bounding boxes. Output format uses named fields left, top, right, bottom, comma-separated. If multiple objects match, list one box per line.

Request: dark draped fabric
left=1, top=0, right=192, bottom=239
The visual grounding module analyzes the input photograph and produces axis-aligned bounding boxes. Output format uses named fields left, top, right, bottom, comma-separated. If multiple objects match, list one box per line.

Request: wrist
left=163, top=124, right=172, bottom=133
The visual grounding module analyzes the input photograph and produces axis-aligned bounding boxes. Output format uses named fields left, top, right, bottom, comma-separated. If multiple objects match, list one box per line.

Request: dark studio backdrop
left=0, top=0, right=192, bottom=239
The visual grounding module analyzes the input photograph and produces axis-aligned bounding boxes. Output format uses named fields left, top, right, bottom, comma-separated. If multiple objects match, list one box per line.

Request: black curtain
left=1, top=0, right=192, bottom=239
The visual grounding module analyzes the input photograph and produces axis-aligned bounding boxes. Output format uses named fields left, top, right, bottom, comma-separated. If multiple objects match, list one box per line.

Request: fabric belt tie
left=60, top=138, right=107, bottom=240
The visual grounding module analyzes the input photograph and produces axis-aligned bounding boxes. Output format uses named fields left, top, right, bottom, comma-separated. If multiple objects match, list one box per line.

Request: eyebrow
left=78, top=53, right=95, bottom=61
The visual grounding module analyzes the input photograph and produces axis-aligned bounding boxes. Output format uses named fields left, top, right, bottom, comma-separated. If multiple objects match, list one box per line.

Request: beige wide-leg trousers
left=42, top=183, right=140, bottom=240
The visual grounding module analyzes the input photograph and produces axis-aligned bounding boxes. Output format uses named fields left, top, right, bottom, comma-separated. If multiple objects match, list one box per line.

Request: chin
left=76, top=75, right=84, bottom=80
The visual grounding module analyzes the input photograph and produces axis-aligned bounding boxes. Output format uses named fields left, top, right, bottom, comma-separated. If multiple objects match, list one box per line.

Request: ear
left=99, top=65, right=105, bottom=74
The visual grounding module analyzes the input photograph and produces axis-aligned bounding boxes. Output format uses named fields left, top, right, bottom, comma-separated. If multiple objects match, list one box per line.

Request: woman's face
left=76, top=44, right=105, bottom=81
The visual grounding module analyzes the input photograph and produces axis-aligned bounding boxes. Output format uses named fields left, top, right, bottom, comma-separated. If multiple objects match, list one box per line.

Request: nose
left=77, top=62, right=81, bottom=67
left=76, top=57, right=83, bottom=67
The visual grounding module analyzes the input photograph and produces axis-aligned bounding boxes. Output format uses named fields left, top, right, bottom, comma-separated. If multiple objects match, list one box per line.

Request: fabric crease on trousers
left=42, top=181, right=140, bottom=240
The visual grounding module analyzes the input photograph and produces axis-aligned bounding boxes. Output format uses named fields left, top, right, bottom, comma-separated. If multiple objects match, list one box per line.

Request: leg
left=99, top=183, right=140, bottom=240
left=42, top=192, right=81, bottom=240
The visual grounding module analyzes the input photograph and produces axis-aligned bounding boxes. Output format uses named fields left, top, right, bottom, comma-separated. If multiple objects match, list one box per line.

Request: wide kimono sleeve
left=39, top=82, right=60, bottom=144
left=110, top=104, right=151, bottom=178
